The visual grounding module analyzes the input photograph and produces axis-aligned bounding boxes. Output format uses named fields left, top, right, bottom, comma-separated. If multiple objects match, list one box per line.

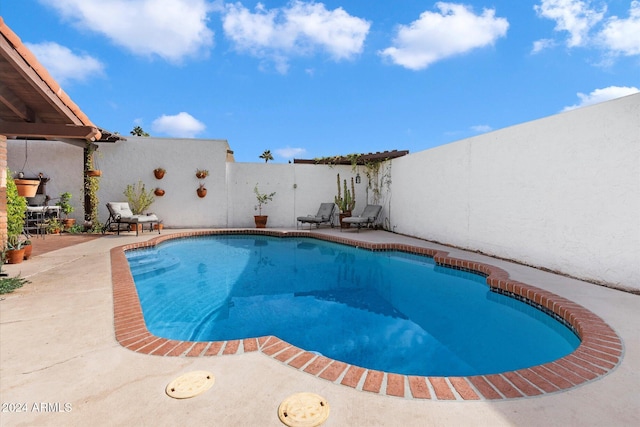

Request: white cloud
left=531, top=38, right=557, bottom=54
left=379, top=2, right=509, bottom=70
left=151, top=112, right=206, bottom=137
left=39, top=0, right=214, bottom=63
left=276, top=146, right=306, bottom=159
left=25, top=41, right=104, bottom=84
left=562, top=86, right=639, bottom=111
left=599, top=1, right=640, bottom=56
left=471, top=124, right=492, bottom=133
left=534, top=0, right=605, bottom=47
left=222, top=1, right=370, bottom=73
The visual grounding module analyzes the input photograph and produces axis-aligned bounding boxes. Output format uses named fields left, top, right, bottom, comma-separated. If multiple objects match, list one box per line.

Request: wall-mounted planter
left=14, top=179, right=40, bottom=197
left=154, top=168, right=166, bottom=179
left=154, top=188, right=165, bottom=196
left=197, top=187, right=207, bottom=198
left=196, top=169, right=209, bottom=179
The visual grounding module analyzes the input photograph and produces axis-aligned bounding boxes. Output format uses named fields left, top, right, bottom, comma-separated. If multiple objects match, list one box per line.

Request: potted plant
left=22, top=239, right=32, bottom=260
left=56, top=192, right=75, bottom=230
left=197, top=183, right=207, bottom=198
left=5, top=235, right=25, bottom=264
left=5, top=170, right=27, bottom=262
left=124, top=181, right=155, bottom=232
left=196, top=169, right=209, bottom=179
left=154, top=167, right=166, bottom=179
left=47, top=218, right=62, bottom=235
left=254, top=184, right=276, bottom=228
left=85, top=142, right=102, bottom=177
left=154, top=188, right=165, bottom=196
left=334, top=173, right=356, bottom=228
left=13, top=169, right=40, bottom=197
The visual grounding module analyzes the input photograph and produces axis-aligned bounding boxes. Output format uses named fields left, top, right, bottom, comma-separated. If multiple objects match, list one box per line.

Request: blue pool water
left=126, top=235, right=580, bottom=376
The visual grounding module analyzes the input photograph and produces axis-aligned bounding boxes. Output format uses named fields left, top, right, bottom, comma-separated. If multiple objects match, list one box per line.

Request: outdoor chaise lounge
left=102, top=202, right=160, bottom=236
left=296, top=203, right=336, bottom=229
left=341, top=204, right=382, bottom=232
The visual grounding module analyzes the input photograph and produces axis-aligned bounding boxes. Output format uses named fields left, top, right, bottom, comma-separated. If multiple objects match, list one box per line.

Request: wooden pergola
left=0, top=18, right=120, bottom=242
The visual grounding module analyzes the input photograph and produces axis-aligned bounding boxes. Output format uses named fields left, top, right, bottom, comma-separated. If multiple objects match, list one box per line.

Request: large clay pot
left=14, top=179, right=40, bottom=197
left=6, top=248, right=25, bottom=264
left=254, top=215, right=268, bottom=228
left=339, top=212, right=352, bottom=228
left=62, top=218, right=76, bottom=230
left=23, top=244, right=33, bottom=260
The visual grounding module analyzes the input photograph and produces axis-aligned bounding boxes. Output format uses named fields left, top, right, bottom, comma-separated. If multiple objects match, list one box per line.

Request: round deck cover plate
left=278, top=392, right=330, bottom=427
left=165, top=371, right=215, bottom=399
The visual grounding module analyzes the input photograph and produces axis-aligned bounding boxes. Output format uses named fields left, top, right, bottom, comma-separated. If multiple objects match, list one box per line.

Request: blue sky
left=2, top=0, right=638, bottom=162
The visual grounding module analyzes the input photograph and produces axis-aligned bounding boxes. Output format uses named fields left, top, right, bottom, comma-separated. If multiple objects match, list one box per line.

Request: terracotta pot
left=6, top=248, right=25, bottom=264
left=62, top=218, right=76, bottom=230
left=196, top=172, right=208, bottom=179
left=339, top=212, right=352, bottom=228
left=197, top=187, right=207, bottom=198
left=14, top=179, right=40, bottom=197
left=154, top=169, right=165, bottom=179
left=154, top=188, right=165, bottom=196
left=254, top=215, right=268, bottom=228
left=23, top=244, right=32, bottom=260
left=153, top=223, right=164, bottom=231
left=85, top=170, right=102, bottom=177
left=129, top=224, right=142, bottom=232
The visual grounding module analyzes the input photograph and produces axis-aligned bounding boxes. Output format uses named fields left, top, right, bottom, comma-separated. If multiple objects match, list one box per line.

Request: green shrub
left=0, top=276, right=30, bottom=294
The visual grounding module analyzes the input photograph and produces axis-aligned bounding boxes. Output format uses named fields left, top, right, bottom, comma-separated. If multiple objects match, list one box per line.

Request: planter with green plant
left=124, top=181, right=155, bottom=231
left=56, top=191, right=75, bottom=230
left=5, top=170, right=27, bottom=263
left=334, top=173, right=356, bottom=228
left=22, top=239, right=32, bottom=260
left=254, top=184, right=276, bottom=228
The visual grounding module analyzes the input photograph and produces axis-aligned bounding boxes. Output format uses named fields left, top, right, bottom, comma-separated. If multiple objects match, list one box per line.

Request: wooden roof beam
left=0, top=122, right=100, bottom=140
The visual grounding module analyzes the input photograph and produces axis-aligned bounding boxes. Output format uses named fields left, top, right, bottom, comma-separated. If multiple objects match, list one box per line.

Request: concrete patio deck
left=1, top=229, right=638, bottom=426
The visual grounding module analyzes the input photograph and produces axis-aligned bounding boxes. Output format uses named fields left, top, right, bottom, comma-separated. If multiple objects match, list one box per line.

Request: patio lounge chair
left=341, top=205, right=382, bottom=232
left=297, top=203, right=336, bottom=229
left=102, top=202, right=160, bottom=236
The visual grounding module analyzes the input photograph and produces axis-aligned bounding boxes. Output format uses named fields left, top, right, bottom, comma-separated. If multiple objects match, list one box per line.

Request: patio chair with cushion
left=102, top=202, right=160, bottom=236
left=341, top=204, right=382, bottom=232
left=297, top=203, right=336, bottom=229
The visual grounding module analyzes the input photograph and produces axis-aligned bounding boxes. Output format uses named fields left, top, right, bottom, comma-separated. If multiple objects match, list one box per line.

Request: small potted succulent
left=154, top=167, right=166, bottom=179
left=196, top=169, right=209, bottom=179
left=197, top=182, right=207, bottom=198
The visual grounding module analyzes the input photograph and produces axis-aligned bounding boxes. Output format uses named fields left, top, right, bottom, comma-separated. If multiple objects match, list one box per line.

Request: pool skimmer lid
left=278, top=392, right=330, bottom=427
left=165, top=370, right=215, bottom=399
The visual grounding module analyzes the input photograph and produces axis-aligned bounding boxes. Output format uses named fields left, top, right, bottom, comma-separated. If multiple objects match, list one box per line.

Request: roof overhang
left=0, top=17, right=119, bottom=143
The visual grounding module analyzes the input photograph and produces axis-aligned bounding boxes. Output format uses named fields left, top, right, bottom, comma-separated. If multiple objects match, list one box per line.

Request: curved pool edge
left=110, top=229, right=624, bottom=401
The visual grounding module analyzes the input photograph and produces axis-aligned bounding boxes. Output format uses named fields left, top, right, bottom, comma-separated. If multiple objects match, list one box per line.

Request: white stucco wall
left=391, top=93, right=640, bottom=288
left=97, top=136, right=231, bottom=228
left=225, top=163, right=367, bottom=228
left=7, top=139, right=85, bottom=221
left=6, top=94, right=638, bottom=289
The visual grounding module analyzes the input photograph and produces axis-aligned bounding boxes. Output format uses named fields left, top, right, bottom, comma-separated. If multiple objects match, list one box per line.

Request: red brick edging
left=110, top=230, right=623, bottom=400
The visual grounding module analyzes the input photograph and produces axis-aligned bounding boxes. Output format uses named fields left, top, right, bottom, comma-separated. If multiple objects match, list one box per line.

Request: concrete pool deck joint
left=110, top=230, right=623, bottom=401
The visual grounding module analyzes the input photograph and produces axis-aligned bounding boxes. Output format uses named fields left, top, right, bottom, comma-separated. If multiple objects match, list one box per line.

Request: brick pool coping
left=110, top=230, right=623, bottom=401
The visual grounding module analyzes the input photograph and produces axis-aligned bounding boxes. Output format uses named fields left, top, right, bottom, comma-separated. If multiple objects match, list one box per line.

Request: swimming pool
left=113, top=230, right=622, bottom=400
left=126, top=234, right=579, bottom=377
